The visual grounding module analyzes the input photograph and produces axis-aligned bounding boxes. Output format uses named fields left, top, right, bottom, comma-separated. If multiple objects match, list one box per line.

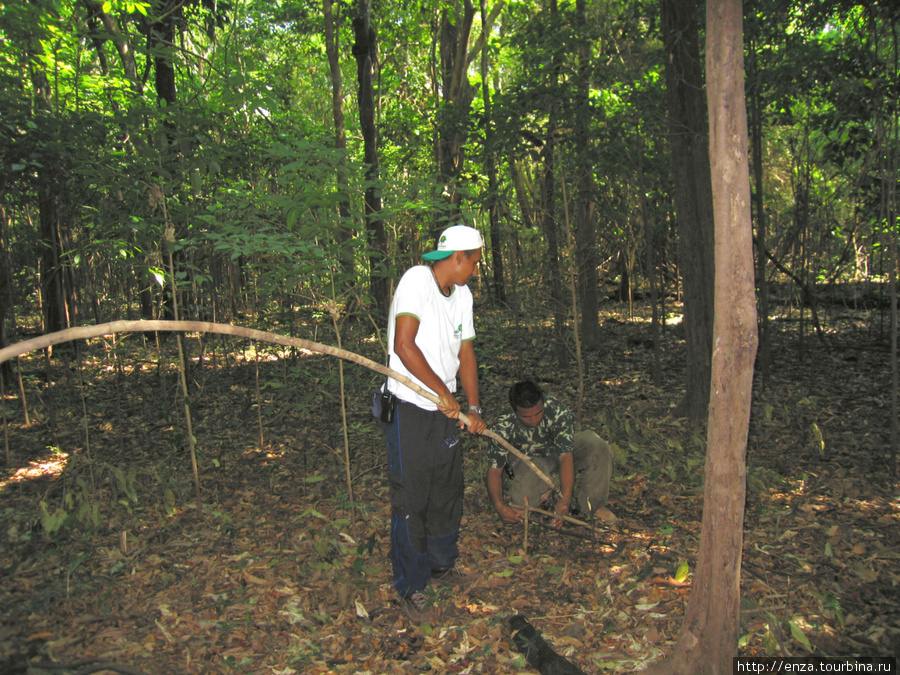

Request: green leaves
left=114, top=466, right=139, bottom=504
left=102, top=0, right=150, bottom=15
left=39, top=501, right=69, bottom=535
left=788, top=618, right=813, bottom=652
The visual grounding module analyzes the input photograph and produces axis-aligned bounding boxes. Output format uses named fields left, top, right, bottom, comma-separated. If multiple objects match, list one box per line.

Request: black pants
left=384, top=401, right=463, bottom=597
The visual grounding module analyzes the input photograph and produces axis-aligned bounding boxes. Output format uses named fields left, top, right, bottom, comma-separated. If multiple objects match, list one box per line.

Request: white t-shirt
left=386, top=265, right=476, bottom=410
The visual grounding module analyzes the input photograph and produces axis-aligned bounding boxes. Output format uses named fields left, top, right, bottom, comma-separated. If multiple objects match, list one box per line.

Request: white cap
left=422, top=225, right=484, bottom=261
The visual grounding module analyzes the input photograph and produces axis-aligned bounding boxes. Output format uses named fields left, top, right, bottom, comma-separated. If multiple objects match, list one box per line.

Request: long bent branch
left=0, top=320, right=556, bottom=490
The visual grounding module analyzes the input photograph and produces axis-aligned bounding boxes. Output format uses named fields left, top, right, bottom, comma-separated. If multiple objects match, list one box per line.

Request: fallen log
left=509, top=614, right=587, bottom=675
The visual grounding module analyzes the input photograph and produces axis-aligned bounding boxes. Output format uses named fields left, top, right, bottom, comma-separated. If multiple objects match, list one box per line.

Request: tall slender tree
left=479, top=0, right=507, bottom=305
left=324, top=0, right=356, bottom=285
left=436, top=0, right=477, bottom=225
left=647, top=1, right=757, bottom=672
left=544, top=0, right=568, bottom=370
left=747, top=30, right=771, bottom=383
left=353, top=0, right=389, bottom=311
left=28, top=21, right=76, bottom=335
left=572, top=0, right=599, bottom=349
left=661, top=0, right=715, bottom=421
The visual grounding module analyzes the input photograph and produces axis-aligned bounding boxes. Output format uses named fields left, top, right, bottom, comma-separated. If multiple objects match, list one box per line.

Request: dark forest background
left=0, top=0, right=898, bottom=673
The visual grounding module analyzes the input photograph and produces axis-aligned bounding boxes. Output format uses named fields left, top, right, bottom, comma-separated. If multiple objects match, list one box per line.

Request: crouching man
left=485, top=380, right=616, bottom=527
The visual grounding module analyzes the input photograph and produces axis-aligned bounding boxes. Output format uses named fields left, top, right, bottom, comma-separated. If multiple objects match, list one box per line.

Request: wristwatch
left=468, top=405, right=483, bottom=415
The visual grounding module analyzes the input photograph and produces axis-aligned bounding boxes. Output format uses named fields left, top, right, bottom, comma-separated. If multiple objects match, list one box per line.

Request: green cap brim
left=422, top=250, right=454, bottom=261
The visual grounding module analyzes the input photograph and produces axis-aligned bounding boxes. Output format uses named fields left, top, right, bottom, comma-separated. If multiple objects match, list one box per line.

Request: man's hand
left=487, top=467, right=520, bottom=524
left=495, top=503, right=523, bottom=525
left=437, top=393, right=462, bottom=419
left=551, top=501, right=570, bottom=529
left=463, top=410, right=486, bottom=434
left=553, top=453, right=575, bottom=528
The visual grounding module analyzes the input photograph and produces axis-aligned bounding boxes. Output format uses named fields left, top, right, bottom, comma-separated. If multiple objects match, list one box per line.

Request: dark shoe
left=400, top=591, right=437, bottom=624
left=431, top=566, right=475, bottom=590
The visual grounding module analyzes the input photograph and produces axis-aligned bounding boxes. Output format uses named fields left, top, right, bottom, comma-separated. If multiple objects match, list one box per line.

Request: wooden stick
left=523, top=496, right=530, bottom=554
left=0, top=320, right=557, bottom=491
left=526, top=517, right=594, bottom=540
left=509, top=503, right=606, bottom=533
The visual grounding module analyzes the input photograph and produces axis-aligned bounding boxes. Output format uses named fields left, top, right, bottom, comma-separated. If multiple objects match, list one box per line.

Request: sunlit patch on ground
left=0, top=449, right=68, bottom=493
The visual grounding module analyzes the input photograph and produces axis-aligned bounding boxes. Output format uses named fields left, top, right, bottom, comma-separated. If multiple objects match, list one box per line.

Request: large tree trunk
left=352, top=0, right=389, bottom=312
left=661, top=0, right=715, bottom=421
left=645, top=1, right=757, bottom=673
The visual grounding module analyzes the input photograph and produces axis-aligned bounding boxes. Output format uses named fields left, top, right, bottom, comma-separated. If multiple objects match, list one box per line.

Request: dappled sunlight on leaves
left=1, top=448, right=69, bottom=492
left=0, top=312, right=897, bottom=672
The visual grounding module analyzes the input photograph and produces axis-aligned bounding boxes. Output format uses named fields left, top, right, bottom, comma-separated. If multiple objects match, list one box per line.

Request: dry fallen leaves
left=1, top=314, right=897, bottom=673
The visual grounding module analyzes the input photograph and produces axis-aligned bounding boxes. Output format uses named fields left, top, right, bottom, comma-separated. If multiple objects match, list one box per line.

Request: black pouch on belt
left=371, top=384, right=396, bottom=424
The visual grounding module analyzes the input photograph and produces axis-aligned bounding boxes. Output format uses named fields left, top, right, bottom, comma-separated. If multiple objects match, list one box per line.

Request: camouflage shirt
left=486, top=395, right=574, bottom=470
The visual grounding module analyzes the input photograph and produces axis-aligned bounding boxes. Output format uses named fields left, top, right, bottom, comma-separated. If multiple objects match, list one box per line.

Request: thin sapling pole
left=163, top=215, right=202, bottom=510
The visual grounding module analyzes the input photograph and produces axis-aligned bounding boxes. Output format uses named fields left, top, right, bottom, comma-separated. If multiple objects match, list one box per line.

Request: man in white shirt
left=383, top=224, right=486, bottom=624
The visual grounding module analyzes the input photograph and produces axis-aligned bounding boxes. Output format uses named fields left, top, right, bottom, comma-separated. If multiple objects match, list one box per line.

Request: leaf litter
left=0, top=308, right=897, bottom=673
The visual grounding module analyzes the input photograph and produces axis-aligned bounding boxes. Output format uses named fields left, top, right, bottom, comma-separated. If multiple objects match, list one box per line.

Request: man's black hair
left=509, top=380, right=544, bottom=410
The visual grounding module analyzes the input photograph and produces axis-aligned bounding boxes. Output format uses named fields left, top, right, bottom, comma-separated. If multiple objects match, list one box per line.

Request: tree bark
left=543, top=0, right=568, bottom=370
left=324, top=0, right=356, bottom=285
left=81, top=0, right=142, bottom=94
left=479, top=0, right=506, bottom=306
left=573, top=0, right=599, bottom=349
left=352, top=0, right=389, bottom=312
left=151, top=1, right=178, bottom=108
left=748, top=34, right=770, bottom=384
left=661, top=0, right=715, bottom=421
left=437, top=2, right=477, bottom=222
left=644, top=1, right=757, bottom=672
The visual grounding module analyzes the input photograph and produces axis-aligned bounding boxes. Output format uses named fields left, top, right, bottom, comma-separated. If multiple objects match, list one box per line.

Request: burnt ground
left=0, top=303, right=897, bottom=674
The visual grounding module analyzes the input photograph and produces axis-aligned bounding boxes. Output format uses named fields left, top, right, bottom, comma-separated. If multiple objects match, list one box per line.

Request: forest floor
left=0, top=302, right=898, bottom=674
